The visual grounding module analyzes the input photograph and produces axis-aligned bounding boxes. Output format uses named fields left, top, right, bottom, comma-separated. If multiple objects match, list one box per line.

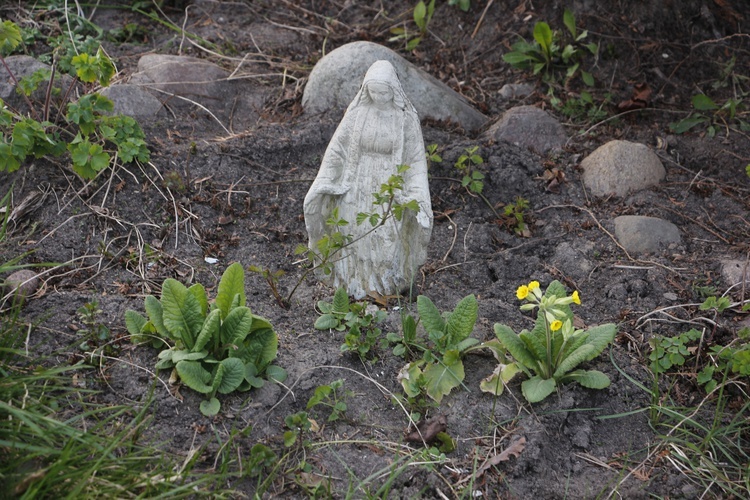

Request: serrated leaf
left=175, top=360, right=213, bottom=394
left=194, top=309, right=221, bottom=352
left=521, top=376, right=556, bottom=403
left=215, top=262, right=246, bottom=319
left=495, top=323, right=537, bottom=370
left=332, top=287, right=349, bottom=314
left=200, top=397, right=220, bottom=416
left=417, top=295, right=445, bottom=336
left=161, top=278, right=203, bottom=350
left=0, top=20, right=23, bottom=53
left=125, top=310, right=147, bottom=336
left=423, top=350, right=464, bottom=403
left=216, top=357, right=245, bottom=394
left=445, top=294, right=477, bottom=347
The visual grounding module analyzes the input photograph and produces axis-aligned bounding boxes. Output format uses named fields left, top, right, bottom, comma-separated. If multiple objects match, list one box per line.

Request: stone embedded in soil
left=2, top=269, right=39, bottom=300
left=302, top=41, right=487, bottom=132
left=0, top=55, right=77, bottom=113
left=484, top=105, right=567, bottom=155
left=720, top=259, right=750, bottom=288
left=498, top=83, right=535, bottom=100
left=99, top=84, right=164, bottom=119
left=581, top=140, right=666, bottom=197
left=128, top=54, right=266, bottom=130
left=613, top=215, right=681, bottom=255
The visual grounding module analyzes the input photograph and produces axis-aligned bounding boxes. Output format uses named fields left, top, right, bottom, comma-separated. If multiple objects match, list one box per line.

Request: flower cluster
left=516, top=280, right=582, bottom=338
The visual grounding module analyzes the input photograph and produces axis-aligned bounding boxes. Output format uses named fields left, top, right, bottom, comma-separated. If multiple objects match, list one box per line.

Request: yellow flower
left=572, top=291, right=581, bottom=305
left=550, top=320, right=563, bottom=331
left=516, top=285, right=529, bottom=300
left=528, top=281, right=540, bottom=291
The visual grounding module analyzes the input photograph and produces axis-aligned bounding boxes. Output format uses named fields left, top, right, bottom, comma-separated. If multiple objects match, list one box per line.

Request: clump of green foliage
left=391, top=1, right=471, bottom=51
left=393, top=294, right=480, bottom=403
left=307, top=379, right=351, bottom=423
left=490, top=280, right=616, bottom=403
left=314, top=287, right=387, bottom=361
left=649, top=328, right=702, bottom=374
left=503, top=9, right=597, bottom=85
left=669, top=93, right=749, bottom=138
left=125, top=262, right=286, bottom=416
left=499, top=196, right=531, bottom=237
left=0, top=19, right=149, bottom=179
left=454, top=145, right=484, bottom=195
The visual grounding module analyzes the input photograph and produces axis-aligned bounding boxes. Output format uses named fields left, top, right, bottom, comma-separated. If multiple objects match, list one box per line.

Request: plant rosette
left=484, top=280, right=617, bottom=403
left=125, top=262, right=286, bottom=416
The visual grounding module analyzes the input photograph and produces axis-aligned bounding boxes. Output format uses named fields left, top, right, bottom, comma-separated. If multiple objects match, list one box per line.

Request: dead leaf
left=405, top=414, right=447, bottom=444
left=617, top=82, right=652, bottom=112
left=476, top=437, right=526, bottom=475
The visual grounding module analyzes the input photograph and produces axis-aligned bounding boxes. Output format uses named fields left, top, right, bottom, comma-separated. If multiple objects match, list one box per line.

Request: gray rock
left=2, top=269, right=39, bottom=302
left=484, top=105, right=567, bottom=154
left=720, top=259, right=749, bottom=287
left=99, top=84, right=164, bottom=119
left=581, top=140, right=666, bottom=197
left=302, top=41, right=487, bottom=132
left=0, top=55, right=76, bottom=113
left=129, top=54, right=266, bottom=130
left=498, top=83, right=535, bottom=99
left=613, top=216, right=681, bottom=255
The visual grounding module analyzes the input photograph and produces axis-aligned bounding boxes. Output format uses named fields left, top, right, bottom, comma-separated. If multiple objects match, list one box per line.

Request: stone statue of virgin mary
left=303, top=60, right=433, bottom=299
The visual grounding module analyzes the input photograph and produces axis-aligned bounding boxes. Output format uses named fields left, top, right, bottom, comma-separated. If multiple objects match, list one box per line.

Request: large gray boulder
left=302, top=41, right=487, bottom=132
left=581, top=140, right=666, bottom=197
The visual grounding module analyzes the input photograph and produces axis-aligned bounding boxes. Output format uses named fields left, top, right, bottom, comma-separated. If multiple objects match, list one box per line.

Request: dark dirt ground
left=2, top=0, right=750, bottom=498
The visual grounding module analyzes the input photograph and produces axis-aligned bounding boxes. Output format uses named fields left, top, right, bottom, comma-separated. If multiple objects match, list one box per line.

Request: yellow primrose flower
left=550, top=320, right=563, bottom=331
left=528, top=281, right=540, bottom=291
left=516, top=285, right=529, bottom=300
left=572, top=291, right=581, bottom=305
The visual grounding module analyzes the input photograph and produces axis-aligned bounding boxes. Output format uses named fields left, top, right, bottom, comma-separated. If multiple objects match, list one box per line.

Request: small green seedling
left=649, top=328, right=702, bottom=375
left=307, top=379, right=351, bottom=422
left=500, top=196, right=531, bottom=237
left=455, top=146, right=484, bottom=194
left=669, top=94, right=749, bottom=138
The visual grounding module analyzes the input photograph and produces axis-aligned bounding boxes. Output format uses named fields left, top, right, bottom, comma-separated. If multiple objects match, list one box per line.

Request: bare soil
left=2, top=1, right=750, bottom=498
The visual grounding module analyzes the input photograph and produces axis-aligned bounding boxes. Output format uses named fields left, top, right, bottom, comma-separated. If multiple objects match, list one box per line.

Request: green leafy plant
left=669, top=94, right=749, bottom=138
left=0, top=19, right=150, bottom=179
left=426, top=143, right=442, bottom=164
left=314, top=287, right=387, bottom=361
left=489, top=280, right=617, bottom=403
left=454, top=145, right=484, bottom=195
left=283, top=411, right=313, bottom=447
left=648, top=328, right=702, bottom=375
left=550, top=89, right=611, bottom=123
left=125, top=262, right=287, bottom=416
left=75, top=300, right=111, bottom=354
left=396, top=294, right=480, bottom=403
left=306, top=379, right=351, bottom=422
left=499, top=196, right=531, bottom=237
left=503, top=9, right=597, bottom=84
left=697, top=340, right=750, bottom=393
left=390, top=0, right=436, bottom=51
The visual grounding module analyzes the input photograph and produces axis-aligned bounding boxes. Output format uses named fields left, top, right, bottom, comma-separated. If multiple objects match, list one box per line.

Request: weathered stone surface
left=581, top=140, right=666, bottom=197
left=2, top=269, right=39, bottom=301
left=614, top=216, right=681, bottom=255
left=498, top=83, right=535, bottom=99
left=484, top=105, right=567, bottom=154
left=720, top=259, right=749, bottom=287
left=302, top=41, right=487, bottom=132
left=129, top=54, right=266, bottom=130
left=304, top=61, right=432, bottom=299
left=0, top=55, right=76, bottom=113
left=99, top=84, right=164, bottom=119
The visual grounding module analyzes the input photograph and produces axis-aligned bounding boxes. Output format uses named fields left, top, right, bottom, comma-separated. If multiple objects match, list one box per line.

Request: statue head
left=347, top=60, right=415, bottom=113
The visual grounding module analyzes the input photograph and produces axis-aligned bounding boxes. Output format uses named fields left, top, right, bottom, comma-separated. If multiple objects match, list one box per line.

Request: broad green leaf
left=125, top=310, right=147, bottom=336
left=669, top=116, right=707, bottom=134
left=581, top=70, right=594, bottom=87
left=144, top=295, right=169, bottom=338
left=521, top=376, right=556, bottom=403
left=423, top=350, right=464, bottom=403
left=563, top=9, right=577, bottom=38
left=398, top=362, right=424, bottom=398
left=314, top=314, right=339, bottom=330
left=414, top=1, right=427, bottom=31
left=520, top=329, right=546, bottom=365
left=171, top=350, right=207, bottom=363
left=189, top=283, right=208, bottom=316
left=581, top=323, right=616, bottom=360
left=502, top=51, right=538, bottom=67
left=161, top=278, right=203, bottom=349
left=215, top=262, right=246, bottom=319
left=243, top=362, right=264, bottom=388
left=445, top=294, right=477, bottom=347
left=532, top=22, right=553, bottom=56
left=216, top=357, right=245, bottom=394
left=239, top=328, right=278, bottom=371
left=332, top=287, right=349, bottom=314
left=176, top=360, right=212, bottom=394
left=265, top=364, right=288, bottom=383
left=194, top=308, right=221, bottom=352
left=307, top=384, right=332, bottom=409
left=417, top=295, right=445, bottom=335
left=564, top=369, right=610, bottom=389
left=495, top=323, right=536, bottom=369
left=200, top=397, right=220, bottom=416
left=222, top=306, right=254, bottom=345
left=553, top=343, right=596, bottom=378
left=691, top=94, right=718, bottom=111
